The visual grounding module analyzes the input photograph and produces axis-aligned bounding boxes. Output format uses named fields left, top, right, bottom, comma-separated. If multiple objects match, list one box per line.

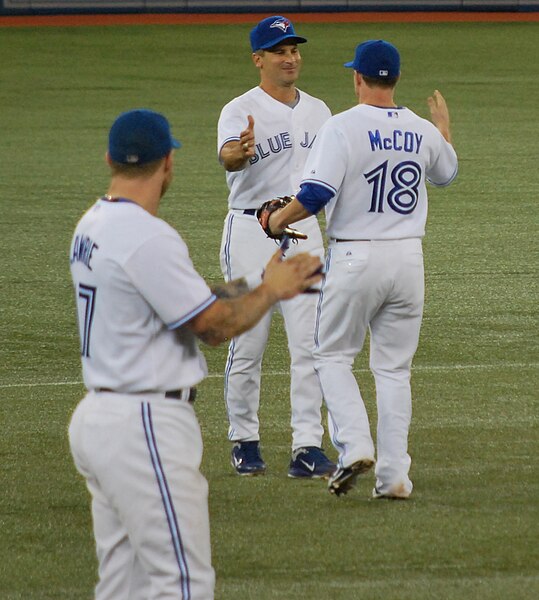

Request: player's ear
left=353, top=72, right=362, bottom=97
left=252, top=51, right=263, bottom=69
left=105, top=151, right=112, bottom=166
left=164, top=151, right=174, bottom=173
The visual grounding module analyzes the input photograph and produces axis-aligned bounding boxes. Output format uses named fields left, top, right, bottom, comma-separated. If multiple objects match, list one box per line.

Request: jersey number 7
left=77, top=283, right=97, bottom=357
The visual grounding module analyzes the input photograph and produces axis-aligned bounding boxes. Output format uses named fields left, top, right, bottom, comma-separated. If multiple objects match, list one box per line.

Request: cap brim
left=259, top=34, right=307, bottom=50
left=172, top=138, right=181, bottom=149
left=343, top=61, right=355, bottom=69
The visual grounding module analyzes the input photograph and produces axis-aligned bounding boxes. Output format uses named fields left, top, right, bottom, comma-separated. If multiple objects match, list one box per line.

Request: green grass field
left=0, top=19, right=538, bottom=599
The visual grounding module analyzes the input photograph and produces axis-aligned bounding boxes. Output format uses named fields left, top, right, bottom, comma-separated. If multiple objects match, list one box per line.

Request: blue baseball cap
left=250, top=16, right=307, bottom=52
left=108, top=109, right=181, bottom=165
left=344, top=40, right=400, bottom=79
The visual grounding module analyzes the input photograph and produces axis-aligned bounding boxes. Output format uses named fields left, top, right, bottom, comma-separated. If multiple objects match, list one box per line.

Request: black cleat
left=328, top=459, right=374, bottom=496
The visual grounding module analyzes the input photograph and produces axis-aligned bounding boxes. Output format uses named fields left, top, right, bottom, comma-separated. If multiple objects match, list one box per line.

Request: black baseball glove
left=256, top=196, right=307, bottom=241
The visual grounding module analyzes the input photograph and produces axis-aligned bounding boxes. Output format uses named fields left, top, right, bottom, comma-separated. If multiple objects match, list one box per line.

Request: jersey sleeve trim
left=219, top=136, right=240, bottom=149
left=301, top=178, right=338, bottom=195
left=167, top=294, right=218, bottom=330
left=218, top=137, right=241, bottom=162
left=296, top=182, right=335, bottom=214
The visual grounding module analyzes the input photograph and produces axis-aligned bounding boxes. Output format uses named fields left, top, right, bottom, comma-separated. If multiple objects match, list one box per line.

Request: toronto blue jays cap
left=108, top=109, right=181, bottom=165
left=250, top=15, right=307, bottom=51
left=344, top=40, right=400, bottom=79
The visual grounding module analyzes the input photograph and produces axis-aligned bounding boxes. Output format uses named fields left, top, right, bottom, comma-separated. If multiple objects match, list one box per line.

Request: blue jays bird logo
left=270, top=19, right=291, bottom=32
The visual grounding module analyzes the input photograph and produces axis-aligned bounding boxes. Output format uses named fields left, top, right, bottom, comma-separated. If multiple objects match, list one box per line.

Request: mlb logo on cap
left=250, top=15, right=307, bottom=51
left=344, top=40, right=400, bottom=79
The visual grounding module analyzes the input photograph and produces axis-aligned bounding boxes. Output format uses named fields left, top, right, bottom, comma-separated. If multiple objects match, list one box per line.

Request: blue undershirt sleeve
left=296, top=182, right=335, bottom=215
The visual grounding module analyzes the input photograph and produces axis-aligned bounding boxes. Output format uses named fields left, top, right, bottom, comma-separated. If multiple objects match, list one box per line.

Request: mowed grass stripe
left=1, top=361, right=536, bottom=389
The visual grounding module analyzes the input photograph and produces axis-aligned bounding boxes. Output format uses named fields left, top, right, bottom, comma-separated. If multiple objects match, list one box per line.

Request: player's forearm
left=190, top=252, right=322, bottom=345
left=433, top=115, right=452, bottom=144
left=269, top=198, right=312, bottom=234
left=220, top=143, right=250, bottom=172
left=211, top=269, right=264, bottom=299
left=428, top=90, right=453, bottom=145
left=211, top=278, right=250, bottom=299
left=191, top=285, right=278, bottom=346
left=437, top=123, right=452, bottom=145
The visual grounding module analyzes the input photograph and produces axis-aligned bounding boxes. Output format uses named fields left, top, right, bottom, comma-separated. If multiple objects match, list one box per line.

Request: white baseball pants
left=314, top=238, right=424, bottom=496
left=69, top=391, right=215, bottom=599
left=220, top=210, right=325, bottom=450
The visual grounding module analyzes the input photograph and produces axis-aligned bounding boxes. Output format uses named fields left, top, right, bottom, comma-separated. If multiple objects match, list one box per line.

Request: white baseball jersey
left=69, top=198, right=216, bottom=392
left=307, top=101, right=458, bottom=497
left=218, top=86, right=331, bottom=207
left=301, top=104, right=458, bottom=240
left=218, top=86, right=330, bottom=450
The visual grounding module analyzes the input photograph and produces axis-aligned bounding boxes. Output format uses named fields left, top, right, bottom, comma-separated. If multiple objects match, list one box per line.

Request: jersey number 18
left=364, top=160, right=421, bottom=215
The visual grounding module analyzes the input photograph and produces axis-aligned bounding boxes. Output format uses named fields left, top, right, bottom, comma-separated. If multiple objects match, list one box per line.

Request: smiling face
left=253, top=42, right=302, bottom=89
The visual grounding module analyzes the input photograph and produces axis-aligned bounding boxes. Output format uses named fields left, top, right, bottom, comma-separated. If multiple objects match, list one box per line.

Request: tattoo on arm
left=193, top=326, right=225, bottom=347
left=190, top=285, right=276, bottom=347
left=193, top=297, right=251, bottom=346
left=210, top=278, right=250, bottom=300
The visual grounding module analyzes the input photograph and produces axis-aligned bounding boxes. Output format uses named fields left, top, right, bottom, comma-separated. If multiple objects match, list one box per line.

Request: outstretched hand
left=428, top=90, right=452, bottom=144
left=219, top=115, right=256, bottom=171
left=239, top=115, right=256, bottom=159
left=262, top=249, right=323, bottom=301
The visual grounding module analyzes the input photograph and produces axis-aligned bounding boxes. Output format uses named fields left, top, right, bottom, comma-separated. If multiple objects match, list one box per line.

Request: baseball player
left=68, top=109, right=323, bottom=599
left=261, top=40, right=458, bottom=498
left=217, top=15, right=335, bottom=478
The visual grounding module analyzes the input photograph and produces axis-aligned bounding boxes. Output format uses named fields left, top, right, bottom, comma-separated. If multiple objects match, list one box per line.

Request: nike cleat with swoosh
left=288, top=447, right=336, bottom=479
left=231, top=441, right=267, bottom=476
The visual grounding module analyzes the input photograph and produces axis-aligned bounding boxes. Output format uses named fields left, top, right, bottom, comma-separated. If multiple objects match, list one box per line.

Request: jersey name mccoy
left=302, top=104, right=458, bottom=240
left=218, top=86, right=331, bottom=208
left=70, top=199, right=216, bottom=392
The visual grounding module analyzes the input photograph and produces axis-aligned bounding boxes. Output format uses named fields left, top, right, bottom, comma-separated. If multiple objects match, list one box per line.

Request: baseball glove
left=256, top=195, right=307, bottom=241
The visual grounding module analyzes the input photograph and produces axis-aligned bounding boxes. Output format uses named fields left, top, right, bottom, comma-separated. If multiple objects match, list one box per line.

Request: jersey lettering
left=365, top=160, right=422, bottom=215
left=249, top=132, right=293, bottom=164
left=71, top=234, right=99, bottom=270
left=78, top=284, right=97, bottom=357
left=300, top=132, right=316, bottom=149
left=387, top=161, right=421, bottom=214
left=368, top=129, right=423, bottom=155
left=365, top=161, right=388, bottom=213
